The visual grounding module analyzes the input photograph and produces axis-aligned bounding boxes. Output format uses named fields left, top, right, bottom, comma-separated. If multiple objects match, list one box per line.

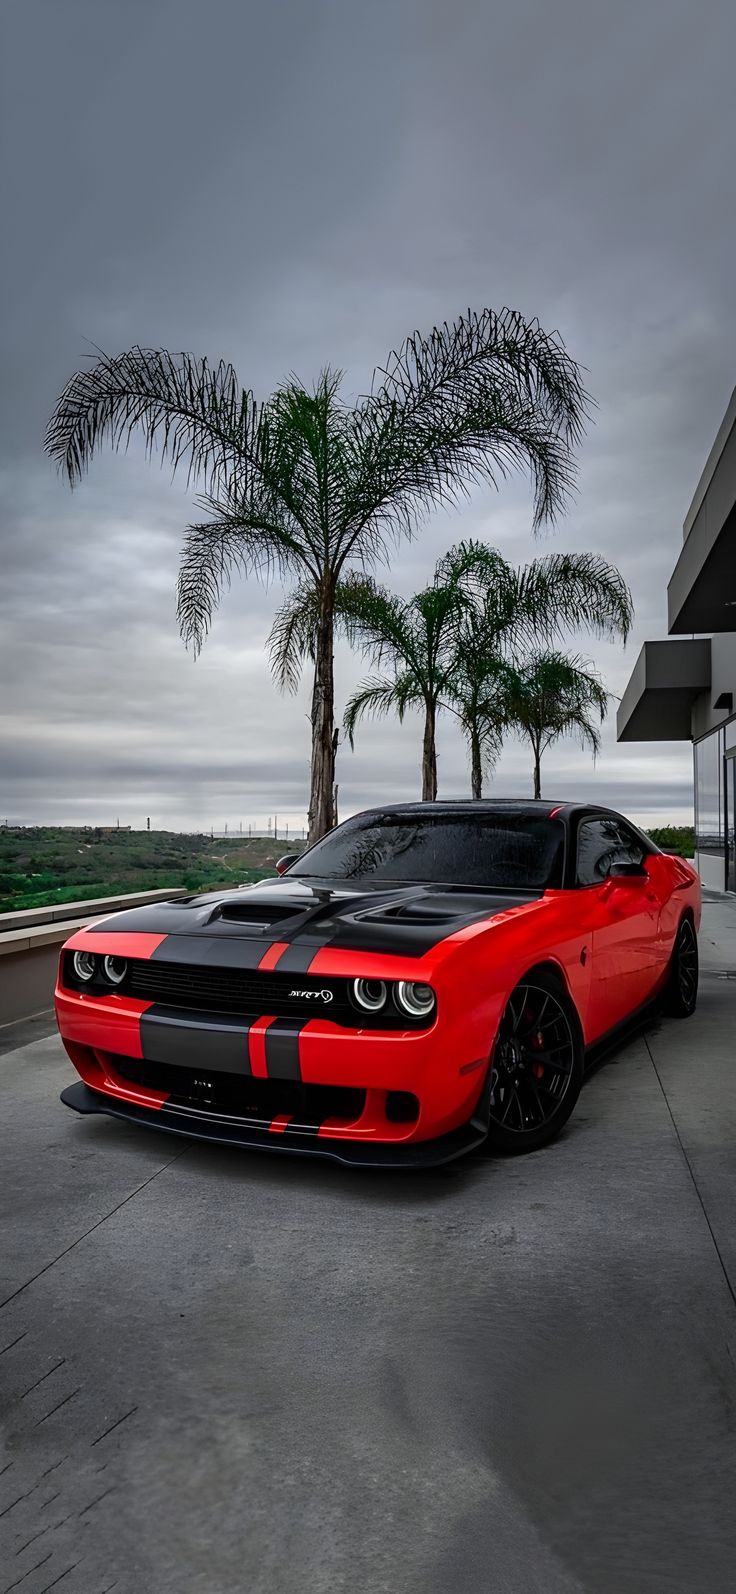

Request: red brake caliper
left=531, top=1028, right=545, bottom=1078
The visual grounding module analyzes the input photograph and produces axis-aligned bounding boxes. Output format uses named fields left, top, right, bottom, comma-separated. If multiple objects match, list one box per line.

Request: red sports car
left=56, top=801, right=700, bottom=1166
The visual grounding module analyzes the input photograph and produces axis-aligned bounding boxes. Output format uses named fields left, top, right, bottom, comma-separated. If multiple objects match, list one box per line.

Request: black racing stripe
left=272, top=935, right=336, bottom=974
left=150, top=935, right=272, bottom=970
left=319, top=923, right=453, bottom=958
left=140, top=1005, right=252, bottom=1075
left=264, top=1017, right=307, bottom=1081
left=86, top=905, right=194, bottom=935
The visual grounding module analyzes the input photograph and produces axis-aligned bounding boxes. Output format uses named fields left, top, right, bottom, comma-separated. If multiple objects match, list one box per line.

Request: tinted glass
left=291, top=813, right=564, bottom=890
left=727, top=758, right=736, bottom=892
left=695, top=728, right=723, bottom=856
left=576, top=817, right=643, bottom=886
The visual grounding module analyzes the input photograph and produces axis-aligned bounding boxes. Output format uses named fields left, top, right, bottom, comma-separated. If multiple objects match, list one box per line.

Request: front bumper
left=60, top=1081, right=490, bottom=1167
left=55, top=966, right=497, bottom=1153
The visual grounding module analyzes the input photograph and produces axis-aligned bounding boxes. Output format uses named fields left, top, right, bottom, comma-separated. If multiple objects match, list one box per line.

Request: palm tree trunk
left=532, top=737, right=542, bottom=799
left=308, top=588, right=336, bottom=844
left=422, top=701, right=438, bottom=801
left=470, top=726, right=483, bottom=800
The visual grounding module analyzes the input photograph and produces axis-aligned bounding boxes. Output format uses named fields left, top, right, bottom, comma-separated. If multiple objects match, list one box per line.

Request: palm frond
left=176, top=517, right=284, bottom=656
left=343, top=673, right=420, bottom=747
left=267, top=583, right=320, bottom=693
left=44, top=346, right=259, bottom=497
left=334, top=575, right=421, bottom=673
left=515, top=553, right=633, bottom=643
left=344, top=309, right=592, bottom=560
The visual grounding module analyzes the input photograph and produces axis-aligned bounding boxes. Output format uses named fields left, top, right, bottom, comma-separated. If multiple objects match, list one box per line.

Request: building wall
left=693, top=711, right=736, bottom=892
left=691, top=633, right=736, bottom=739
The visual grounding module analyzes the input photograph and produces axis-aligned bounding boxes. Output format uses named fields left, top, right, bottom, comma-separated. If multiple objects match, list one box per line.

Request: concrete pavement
left=1, top=898, right=735, bottom=1593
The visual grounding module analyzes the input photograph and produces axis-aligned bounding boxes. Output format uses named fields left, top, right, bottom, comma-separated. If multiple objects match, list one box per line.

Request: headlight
left=395, top=980, right=436, bottom=1019
left=103, top=955, right=127, bottom=985
left=72, top=950, right=97, bottom=982
left=352, top=977, right=387, bottom=1012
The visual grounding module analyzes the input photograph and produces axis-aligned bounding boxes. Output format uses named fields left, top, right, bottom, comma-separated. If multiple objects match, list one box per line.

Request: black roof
left=355, top=799, right=570, bottom=819
left=350, top=800, right=637, bottom=824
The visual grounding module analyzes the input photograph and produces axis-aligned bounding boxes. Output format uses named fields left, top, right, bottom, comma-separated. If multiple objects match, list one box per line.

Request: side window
left=611, top=821, right=644, bottom=869
left=576, top=817, right=644, bottom=886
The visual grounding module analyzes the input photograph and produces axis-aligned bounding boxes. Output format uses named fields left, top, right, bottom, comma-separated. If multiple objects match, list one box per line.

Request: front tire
left=485, top=971, right=584, bottom=1155
left=664, top=916, right=699, bottom=1017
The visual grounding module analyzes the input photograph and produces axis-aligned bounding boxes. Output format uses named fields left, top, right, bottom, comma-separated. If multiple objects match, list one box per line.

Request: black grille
left=110, top=1055, right=365, bottom=1126
left=127, top=960, right=352, bottom=1019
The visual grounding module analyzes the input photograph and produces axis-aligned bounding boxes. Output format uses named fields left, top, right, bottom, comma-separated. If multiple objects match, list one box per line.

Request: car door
left=575, top=814, right=660, bottom=1039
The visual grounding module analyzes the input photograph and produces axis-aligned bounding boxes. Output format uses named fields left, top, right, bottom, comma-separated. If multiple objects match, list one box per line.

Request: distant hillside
left=0, top=827, right=297, bottom=913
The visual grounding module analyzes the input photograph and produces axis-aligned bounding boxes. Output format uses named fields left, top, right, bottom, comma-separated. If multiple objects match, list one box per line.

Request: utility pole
left=274, top=815, right=278, bottom=841
left=146, top=817, right=150, bottom=831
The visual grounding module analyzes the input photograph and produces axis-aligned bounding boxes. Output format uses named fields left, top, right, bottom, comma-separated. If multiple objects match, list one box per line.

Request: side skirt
left=583, top=995, right=662, bottom=1074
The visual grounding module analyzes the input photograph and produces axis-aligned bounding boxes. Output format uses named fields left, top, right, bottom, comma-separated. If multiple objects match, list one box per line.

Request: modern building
left=617, top=387, right=736, bottom=893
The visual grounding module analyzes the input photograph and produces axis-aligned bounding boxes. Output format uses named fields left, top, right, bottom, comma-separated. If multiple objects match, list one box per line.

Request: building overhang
left=668, top=502, right=736, bottom=632
left=668, top=387, right=736, bottom=633
left=616, top=639, right=711, bottom=742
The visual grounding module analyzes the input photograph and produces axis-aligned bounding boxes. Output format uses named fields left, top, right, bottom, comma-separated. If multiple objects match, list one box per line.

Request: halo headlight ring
left=395, top=980, right=436, bottom=1019
left=103, top=954, right=128, bottom=986
left=352, top=977, right=388, bottom=1012
left=72, top=950, right=97, bottom=982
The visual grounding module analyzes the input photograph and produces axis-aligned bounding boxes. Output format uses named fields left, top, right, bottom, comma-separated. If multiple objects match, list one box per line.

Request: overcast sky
left=2, top=0, right=735, bottom=833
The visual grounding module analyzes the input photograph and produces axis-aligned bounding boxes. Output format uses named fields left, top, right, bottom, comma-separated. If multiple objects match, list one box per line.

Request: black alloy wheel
left=485, top=970, right=584, bottom=1154
left=665, top=917, right=699, bottom=1018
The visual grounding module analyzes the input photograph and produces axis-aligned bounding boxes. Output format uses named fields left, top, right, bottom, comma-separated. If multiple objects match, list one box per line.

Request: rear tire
left=485, top=970, right=584, bottom=1155
left=664, top=916, right=699, bottom=1018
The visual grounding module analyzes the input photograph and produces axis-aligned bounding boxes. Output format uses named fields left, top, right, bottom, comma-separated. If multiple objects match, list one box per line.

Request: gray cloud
left=2, top=0, right=732, bottom=830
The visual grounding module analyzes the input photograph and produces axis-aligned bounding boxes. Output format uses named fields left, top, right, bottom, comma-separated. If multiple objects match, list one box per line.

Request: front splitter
left=60, top=1081, right=488, bottom=1168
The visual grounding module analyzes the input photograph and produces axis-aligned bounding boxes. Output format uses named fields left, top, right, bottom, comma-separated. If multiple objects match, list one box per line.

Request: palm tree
left=442, top=542, right=633, bottom=798
left=44, top=312, right=590, bottom=841
left=501, top=650, right=610, bottom=798
left=334, top=542, right=632, bottom=799
left=444, top=654, right=508, bottom=801
left=337, top=568, right=472, bottom=801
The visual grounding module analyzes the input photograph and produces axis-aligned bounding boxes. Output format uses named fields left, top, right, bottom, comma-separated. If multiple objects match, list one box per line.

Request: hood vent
left=357, top=901, right=459, bottom=926
left=213, top=902, right=301, bottom=927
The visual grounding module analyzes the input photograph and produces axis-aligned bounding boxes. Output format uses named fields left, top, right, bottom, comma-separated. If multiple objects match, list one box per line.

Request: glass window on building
left=727, top=755, right=736, bottom=893
left=694, top=727, right=724, bottom=857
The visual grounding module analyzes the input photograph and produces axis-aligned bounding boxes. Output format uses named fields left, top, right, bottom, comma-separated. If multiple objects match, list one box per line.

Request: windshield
left=290, top=812, right=564, bottom=891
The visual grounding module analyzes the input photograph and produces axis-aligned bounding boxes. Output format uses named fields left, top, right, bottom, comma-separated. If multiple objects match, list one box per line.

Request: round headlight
left=103, top=955, right=127, bottom=986
left=352, top=977, right=387, bottom=1012
left=72, top=950, right=97, bottom=982
left=395, top=981, right=436, bottom=1019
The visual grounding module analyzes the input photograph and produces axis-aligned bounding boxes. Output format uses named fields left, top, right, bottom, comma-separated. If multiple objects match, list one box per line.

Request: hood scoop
left=210, top=902, right=302, bottom=929
left=356, top=900, right=460, bottom=927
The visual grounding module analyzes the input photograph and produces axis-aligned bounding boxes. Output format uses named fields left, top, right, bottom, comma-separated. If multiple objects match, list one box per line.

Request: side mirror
left=608, top=861, right=647, bottom=881
left=276, top=853, right=300, bottom=876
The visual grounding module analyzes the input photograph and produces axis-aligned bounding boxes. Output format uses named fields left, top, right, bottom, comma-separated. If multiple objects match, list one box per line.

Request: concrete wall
left=0, top=943, right=61, bottom=1027
left=696, top=851, right=727, bottom=894
left=0, top=889, right=189, bottom=1029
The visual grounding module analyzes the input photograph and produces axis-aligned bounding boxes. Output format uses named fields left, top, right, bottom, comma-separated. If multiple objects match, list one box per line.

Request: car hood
left=89, top=876, right=545, bottom=965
